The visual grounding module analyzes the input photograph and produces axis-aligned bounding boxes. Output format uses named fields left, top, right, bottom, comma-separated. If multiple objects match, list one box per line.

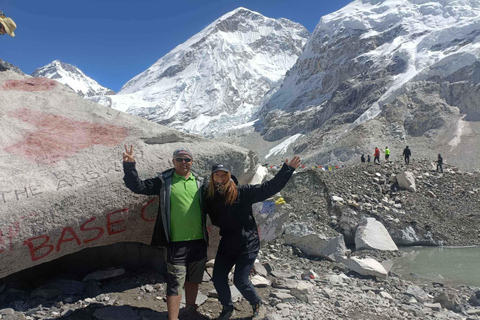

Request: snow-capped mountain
left=257, top=0, right=480, bottom=169
left=103, top=7, right=308, bottom=137
left=32, top=60, right=115, bottom=97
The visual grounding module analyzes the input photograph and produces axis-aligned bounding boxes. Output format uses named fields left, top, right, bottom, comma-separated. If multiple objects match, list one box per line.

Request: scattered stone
left=434, top=292, right=462, bottom=313
left=254, top=262, right=268, bottom=277
left=379, top=291, right=394, bottom=300
left=0, top=309, right=15, bottom=315
left=180, top=291, right=208, bottom=307
left=469, top=290, right=480, bottom=306
left=343, top=257, right=388, bottom=279
left=251, top=275, right=271, bottom=287
left=144, top=285, right=155, bottom=293
left=83, top=268, right=126, bottom=282
left=406, top=285, right=430, bottom=302
left=206, top=259, right=215, bottom=268
left=93, top=306, right=141, bottom=320
left=424, top=302, right=442, bottom=311
left=85, top=280, right=102, bottom=297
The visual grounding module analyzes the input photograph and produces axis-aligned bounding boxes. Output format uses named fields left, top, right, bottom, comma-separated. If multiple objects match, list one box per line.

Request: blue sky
left=1, top=0, right=352, bottom=92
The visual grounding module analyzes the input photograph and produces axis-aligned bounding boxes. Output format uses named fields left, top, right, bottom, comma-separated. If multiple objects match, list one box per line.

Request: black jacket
left=123, top=162, right=206, bottom=246
left=403, top=148, right=411, bottom=157
left=204, top=164, right=295, bottom=255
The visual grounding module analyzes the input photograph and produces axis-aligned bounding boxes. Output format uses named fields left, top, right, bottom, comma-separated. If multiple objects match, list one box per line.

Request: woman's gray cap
left=211, top=164, right=230, bottom=173
left=173, top=148, right=193, bottom=158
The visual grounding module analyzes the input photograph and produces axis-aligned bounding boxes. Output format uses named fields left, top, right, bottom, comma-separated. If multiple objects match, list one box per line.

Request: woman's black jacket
left=204, top=164, right=295, bottom=255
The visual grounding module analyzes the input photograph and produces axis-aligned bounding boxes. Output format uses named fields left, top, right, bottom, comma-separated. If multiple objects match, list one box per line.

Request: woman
left=205, top=157, right=301, bottom=320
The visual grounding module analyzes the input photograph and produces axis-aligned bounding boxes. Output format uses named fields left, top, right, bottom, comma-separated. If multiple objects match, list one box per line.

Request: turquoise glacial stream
left=390, top=246, right=480, bottom=287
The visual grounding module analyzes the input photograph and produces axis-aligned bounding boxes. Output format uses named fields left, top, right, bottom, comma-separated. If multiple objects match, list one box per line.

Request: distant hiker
left=367, top=155, right=371, bottom=163
left=0, top=11, right=16, bottom=37
left=385, top=146, right=390, bottom=161
left=123, top=146, right=207, bottom=320
left=437, top=154, right=443, bottom=173
left=403, top=146, right=411, bottom=165
left=205, top=156, right=301, bottom=320
left=374, top=147, right=380, bottom=164
left=361, top=154, right=365, bottom=163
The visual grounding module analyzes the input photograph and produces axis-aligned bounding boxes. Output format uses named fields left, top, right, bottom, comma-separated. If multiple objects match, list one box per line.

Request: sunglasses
left=175, top=157, right=192, bottom=163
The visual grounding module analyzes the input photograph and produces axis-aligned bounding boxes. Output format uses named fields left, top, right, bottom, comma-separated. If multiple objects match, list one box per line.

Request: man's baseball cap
left=172, top=148, right=193, bottom=158
left=211, top=164, right=230, bottom=173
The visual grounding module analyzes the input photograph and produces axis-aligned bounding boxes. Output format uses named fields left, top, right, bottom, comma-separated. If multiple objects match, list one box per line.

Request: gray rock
left=55, top=280, right=85, bottom=295
left=469, top=290, right=480, bottom=306
left=251, top=275, right=271, bottom=287
left=270, top=290, right=296, bottom=303
left=93, top=306, right=141, bottom=320
left=289, top=281, right=314, bottom=303
left=284, top=222, right=347, bottom=261
left=0, top=69, right=257, bottom=279
left=254, top=262, right=268, bottom=277
left=396, top=171, right=416, bottom=192
left=85, top=280, right=102, bottom=297
left=406, top=285, right=430, bottom=302
left=343, top=257, right=388, bottom=279
left=0, top=308, right=15, bottom=315
left=180, top=290, right=208, bottom=307
left=424, top=302, right=442, bottom=311
left=139, top=310, right=167, bottom=320
left=31, top=284, right=63, bottom=300
left=83, top=268, right=126, bottom=281
left=355, top=217, right=398, bottom=251
left=434, top=292, right=462, bottom=313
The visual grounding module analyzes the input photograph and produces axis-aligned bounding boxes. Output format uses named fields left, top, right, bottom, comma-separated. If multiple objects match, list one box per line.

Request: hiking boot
left=181, top=304, right=201, bottom=319
left=217, top=305, right=235, bottom=320
left=251, top=303, right=266, bottom=320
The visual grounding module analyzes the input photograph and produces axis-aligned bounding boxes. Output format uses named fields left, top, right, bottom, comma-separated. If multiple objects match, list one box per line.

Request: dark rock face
left=0, top=59, right=25, bottom=75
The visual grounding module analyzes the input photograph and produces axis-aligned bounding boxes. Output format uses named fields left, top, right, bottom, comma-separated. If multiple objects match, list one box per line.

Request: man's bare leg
left=167, top=295, right=182, bottom=320
left=184, top=281, right=199, bottom=306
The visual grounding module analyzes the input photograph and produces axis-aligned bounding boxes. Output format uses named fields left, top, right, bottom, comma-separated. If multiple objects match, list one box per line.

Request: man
left=374, top=147, right=380, bottom=164
left=437, top=154, right=443, bottom=173
left=361, top=154, right=365, bottom=163
left=385, top=146, right=390, bottom=161
left=403, top=146, right=411, bottom=165
left=0, top=11, right=16, bottom=37
left=123, top=146, right=207, bottom=320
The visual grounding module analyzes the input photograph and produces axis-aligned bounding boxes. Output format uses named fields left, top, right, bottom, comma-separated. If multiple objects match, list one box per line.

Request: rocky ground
left=0, top=241, right=479, bottom=320
left=1, top=159, right=480, bottom=320
left=282, top=158, right=480, bottom=247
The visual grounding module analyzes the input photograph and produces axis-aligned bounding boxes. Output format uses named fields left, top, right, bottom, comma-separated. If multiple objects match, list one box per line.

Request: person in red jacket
left=374, top=147, right=380, bottom=164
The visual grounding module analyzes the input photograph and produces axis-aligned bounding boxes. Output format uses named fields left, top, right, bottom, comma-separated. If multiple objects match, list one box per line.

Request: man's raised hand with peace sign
left=123, top=145, right=135, bottom=163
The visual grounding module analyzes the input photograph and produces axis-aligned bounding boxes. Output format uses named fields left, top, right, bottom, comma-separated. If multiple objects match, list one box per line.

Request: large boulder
left=355, top=217, right=398, bottom=251
left=396, top=171, right=416, bottom=192
left=0, top=71, right=257, bottom=278
left=343, top=257, right=388, bottom=279
left=284, top=222, right=347, bottom=262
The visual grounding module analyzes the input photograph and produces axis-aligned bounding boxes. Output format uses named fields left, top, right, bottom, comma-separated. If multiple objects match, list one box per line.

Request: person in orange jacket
left=374, top=147, right=380, bottom=164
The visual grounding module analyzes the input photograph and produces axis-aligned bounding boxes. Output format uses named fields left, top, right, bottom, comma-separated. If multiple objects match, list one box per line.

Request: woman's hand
left=285, top=156, right=301, bottom=169
left=123, top=145, right=135, bottom=162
